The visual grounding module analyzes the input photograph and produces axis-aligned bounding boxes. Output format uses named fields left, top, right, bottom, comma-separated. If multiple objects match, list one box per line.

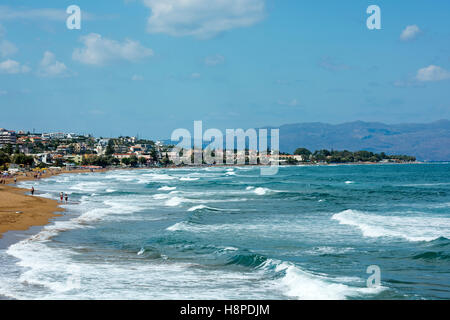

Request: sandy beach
left=0, top=185, right=63, bottom=239
left=0, top=168, right=105, bottom=239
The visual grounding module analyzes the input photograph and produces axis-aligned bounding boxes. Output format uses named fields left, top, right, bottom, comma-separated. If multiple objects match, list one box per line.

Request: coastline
left=0, top=168, right=106, bottom=239
left=0, top=161, right=425, bottom=240
left=0, top=185, right=63, bottom=239
left=0, top=161, right=447, bottom=300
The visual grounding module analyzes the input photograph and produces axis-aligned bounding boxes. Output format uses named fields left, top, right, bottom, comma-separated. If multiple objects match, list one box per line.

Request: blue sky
left=0, top=0, right=449, bottom=139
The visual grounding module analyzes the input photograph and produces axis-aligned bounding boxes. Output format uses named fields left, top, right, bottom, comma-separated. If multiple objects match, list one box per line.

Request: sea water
left=0, top=164, right=449, bottom=300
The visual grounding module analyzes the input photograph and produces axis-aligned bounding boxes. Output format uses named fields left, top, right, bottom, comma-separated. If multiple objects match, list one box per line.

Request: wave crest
left=332, top=209, right=450, bottom=242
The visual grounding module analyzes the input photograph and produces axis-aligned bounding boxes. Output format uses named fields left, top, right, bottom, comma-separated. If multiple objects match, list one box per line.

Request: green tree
left=286, top=157, right=298, bottom=165
left=160, top=153, right=173, bottom=166
left=129, top=155, right=138, bottom=167
left=150, top=148, right=158, bottom=161
left=139, top=157, right=147, bottom=166
left=105, top=139, right=115, bottom=156
left=0, top=151, right=10, bottom=166
left=54, top=158, right=64, bottom=167
left=4, top=144, right=13, bottom=155
left=12, top=153, right=34, bottom=166
left=294, top=148, right=311, bottom=157
left=121, top=158, right=131, bottom=166
left=112, top=158, right=120, bottom=166
left=294, top=148, right=312, bottom=161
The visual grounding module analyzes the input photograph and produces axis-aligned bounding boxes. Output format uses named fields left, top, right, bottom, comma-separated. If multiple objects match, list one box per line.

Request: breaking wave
left=332, top=209, right=450, bottom=242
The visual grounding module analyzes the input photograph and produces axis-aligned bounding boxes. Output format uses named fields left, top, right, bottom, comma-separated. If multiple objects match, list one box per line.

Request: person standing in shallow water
left=31, top=186, right=34, bottom=196
left=65, top=193, right=68, bottom=203
left=60, top=192, right=64, bottom=203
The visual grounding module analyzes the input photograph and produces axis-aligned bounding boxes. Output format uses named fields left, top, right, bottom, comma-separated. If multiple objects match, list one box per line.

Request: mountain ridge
left=269, top=119, right=450, bottom=161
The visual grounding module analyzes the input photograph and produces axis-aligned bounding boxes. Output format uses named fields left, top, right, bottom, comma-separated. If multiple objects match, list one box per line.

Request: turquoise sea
left=0, top=164, right=449, bottom=299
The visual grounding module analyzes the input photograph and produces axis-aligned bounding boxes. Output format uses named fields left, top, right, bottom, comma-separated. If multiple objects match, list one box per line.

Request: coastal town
left=0, top=127, right=417, bottom=177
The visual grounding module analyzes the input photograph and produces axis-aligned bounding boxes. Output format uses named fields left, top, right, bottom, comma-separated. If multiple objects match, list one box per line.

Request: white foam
left=235, top=166, right=252, bottom=171
left=158, top=186, right=177, bottom=191
left=165, top=221, right=289, bottom=234
left=263, top=260, right=385, bottom=300
left=153, top=193, right=170, bottom=200
left=345, top=181, right=354, bottom=184
left=179, top=177, right=199, bottom=181
left=332, top=209, right=450, bottom=242
left=3, top=239, right=274, bottom=299
left=222, top=247, right=239, bottom=251
left=253, top=187, right=269, bottom=195
left=245, top=186, right=276, bottom=195
left=166, top=222, right=185, bottom=231
left=70, top=181, right=107, bottom=192
left=142, top=173, right=176, bottom=180
left=187, top=205, right=209, bottom=212
left=186, top=205, right=235, bottom=212
left=165, top=196, right=185, bottom=207
left=304, top=246, right=354, bottom=256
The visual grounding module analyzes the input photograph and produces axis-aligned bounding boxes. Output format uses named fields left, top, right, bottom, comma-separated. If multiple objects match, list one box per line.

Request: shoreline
left=0, top=168, right=107, bottom=240
left=0, top=161, right=430, bottom=241
left=0, top=185, right=64, bottom=240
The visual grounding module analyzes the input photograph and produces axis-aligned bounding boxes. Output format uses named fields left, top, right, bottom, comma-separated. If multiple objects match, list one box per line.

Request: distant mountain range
left=270, top=120, right=450, bottom=161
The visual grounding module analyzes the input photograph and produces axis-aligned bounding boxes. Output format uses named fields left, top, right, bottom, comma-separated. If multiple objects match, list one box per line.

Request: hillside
left=272, top=120, right=450, bottom=161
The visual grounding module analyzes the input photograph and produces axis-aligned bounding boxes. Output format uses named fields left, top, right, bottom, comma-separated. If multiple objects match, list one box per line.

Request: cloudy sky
left=0, top=0, right=449, bottom=138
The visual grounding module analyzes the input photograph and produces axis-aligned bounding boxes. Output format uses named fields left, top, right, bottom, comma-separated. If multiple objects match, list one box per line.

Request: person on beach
left=31, top=186, right=34, bottom=196
left=14, top=177, right=17, bottom=184
left=65, top=193, right=68, bottom=203
left=60, top=192, right=64, bottom=203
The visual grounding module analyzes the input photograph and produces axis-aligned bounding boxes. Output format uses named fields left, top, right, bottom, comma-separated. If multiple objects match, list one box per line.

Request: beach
left=0, top=185, right=63, bottom=239
left=0, top=163, right=448, bottom=299
left=0, top=168, right=106, bottom=239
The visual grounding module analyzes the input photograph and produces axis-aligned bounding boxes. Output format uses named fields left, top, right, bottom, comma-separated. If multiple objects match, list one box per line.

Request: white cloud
left=0, top=5, right=66, bottom=21
left=190, top=72, right=201, bottom=79
left=205, top=54, right=225, bottom=66
left=0, top=39, right=17, bottom=57
left=400, top=25, right=421, bottom=41
left=416, top=65, right=450, bottom=82
left=318, top=57, right=350, bottom=72
left=132, top=74, right=144, bottom=81
left=0, top=24, right=18, bottom=58
left=0, top=59, right=30, bottom=74
left=38, top=51, right=69, bottom=77
left=393, top=80, right=423, bottom=88
left=143, top=0, right=265, bottom=38
left=73, top=33, right=154, bottom=66
left=277, top=98, right=299, bottom=107
left=0, top=5, right=96, bottom=22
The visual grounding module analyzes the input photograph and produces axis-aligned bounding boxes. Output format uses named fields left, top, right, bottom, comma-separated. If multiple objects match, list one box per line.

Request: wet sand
left=0, top=185, right=64, bottom=239
left=0, top=168, right=105, bottom=239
